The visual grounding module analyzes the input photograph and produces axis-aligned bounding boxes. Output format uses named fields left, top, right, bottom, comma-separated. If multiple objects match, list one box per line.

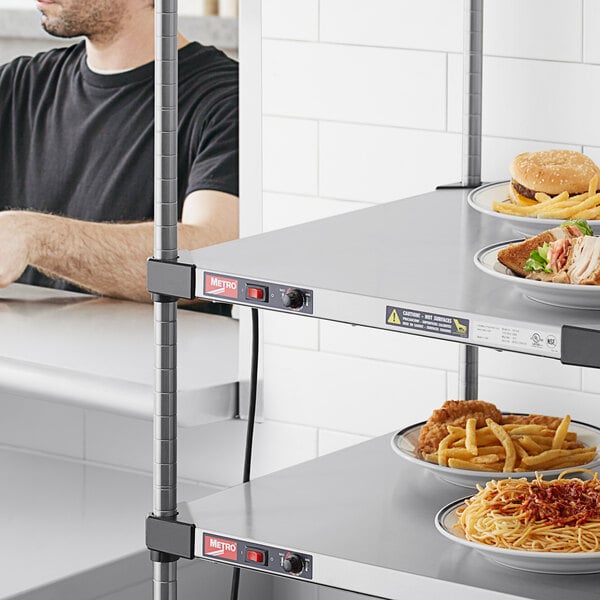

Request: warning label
left=386, top=306, right=469, bottom=338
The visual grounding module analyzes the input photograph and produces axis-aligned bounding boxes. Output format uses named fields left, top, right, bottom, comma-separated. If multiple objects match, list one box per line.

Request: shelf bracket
left=147, top=259, right=196, bottom=300
left=146, top=515, right=196, bottom=561
left=561, top=326, right=600, bottom=369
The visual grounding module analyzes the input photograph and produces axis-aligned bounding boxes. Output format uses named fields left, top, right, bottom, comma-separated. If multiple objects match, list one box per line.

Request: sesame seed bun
left=509, top=149, right=600, bottom=196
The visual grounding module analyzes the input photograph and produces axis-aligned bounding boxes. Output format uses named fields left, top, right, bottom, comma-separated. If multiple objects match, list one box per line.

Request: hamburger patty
left=511, top=180, right=539, bottom=200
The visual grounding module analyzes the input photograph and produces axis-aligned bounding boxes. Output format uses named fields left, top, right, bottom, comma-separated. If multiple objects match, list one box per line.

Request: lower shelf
left=181, top=433, right=600, bottom=600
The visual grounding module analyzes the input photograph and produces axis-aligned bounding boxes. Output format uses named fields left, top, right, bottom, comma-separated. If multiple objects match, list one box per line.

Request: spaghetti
left=456, top=470, right=600, bottom=552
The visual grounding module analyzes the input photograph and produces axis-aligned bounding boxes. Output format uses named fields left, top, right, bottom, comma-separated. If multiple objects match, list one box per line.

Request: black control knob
left=282, top=288, right=304, bottom=309
left=282, top=554, right=303, bottom=574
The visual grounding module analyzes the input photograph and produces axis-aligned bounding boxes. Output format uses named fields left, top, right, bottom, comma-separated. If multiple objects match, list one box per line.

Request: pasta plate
left=468, top=181, right=600, bottom=238
left=475, top=240, right=600, bottom=310
left=436, top=497, right=600, bottom=574
left=391, top=419, right=600, bottom=489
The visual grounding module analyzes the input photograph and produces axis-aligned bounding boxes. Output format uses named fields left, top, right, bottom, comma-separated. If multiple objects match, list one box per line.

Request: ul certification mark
left=530, top=332, right=543, bottom=348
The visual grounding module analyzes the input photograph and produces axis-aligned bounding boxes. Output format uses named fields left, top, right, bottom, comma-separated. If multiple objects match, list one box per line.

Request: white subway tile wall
left=319, top=122, right=461, bottom=202
left=483, top=0, right=582, bottom=61
left=478, top=348, right=581, bottom=391
left=262, top=345, right=447, bottom=436
left=448, top=54, right=600, bottom=146
left=262, top=192, right=369, bottom=232
left=320, top=0, right=463, bottom=52
left=258, top=0, right=600, bottom=471
left=263, top=40, right=447, bottom=129
left=320, top=322, right=457, bottom=372
left=583, top=0, right=600, bottom=65
left=482, top=58, right=600, bottom=146
left=262, top=0, right=319, bottom=41
left=263, top=307, right=320, bottom=350
left=263, top=116, right=318, bottom=195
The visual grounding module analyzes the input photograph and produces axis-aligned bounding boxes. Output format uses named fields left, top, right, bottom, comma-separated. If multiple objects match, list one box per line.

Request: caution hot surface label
left=386, top=306, right=469, bottom=339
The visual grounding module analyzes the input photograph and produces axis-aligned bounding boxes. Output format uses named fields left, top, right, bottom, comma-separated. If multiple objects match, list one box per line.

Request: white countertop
left=0, top=284, right=239, bottom=426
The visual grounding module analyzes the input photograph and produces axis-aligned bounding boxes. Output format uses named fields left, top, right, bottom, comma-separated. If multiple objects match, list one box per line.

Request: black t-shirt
left=0, top=41, right=238, bottom=307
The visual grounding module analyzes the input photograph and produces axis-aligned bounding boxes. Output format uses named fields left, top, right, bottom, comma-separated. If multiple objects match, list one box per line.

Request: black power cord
left=230, top=308, right=260, bottom=600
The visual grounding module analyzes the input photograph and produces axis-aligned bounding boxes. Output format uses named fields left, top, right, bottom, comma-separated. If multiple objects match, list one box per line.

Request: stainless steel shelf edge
left=193, top=272, right=564, bottom=359
left=193, top=526, right=523, bottom=600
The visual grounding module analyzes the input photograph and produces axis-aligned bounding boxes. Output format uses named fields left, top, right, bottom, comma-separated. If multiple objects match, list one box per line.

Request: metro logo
left=204, top=273, right=239, bottom=299
left=204, top=535, right=238, bottom=561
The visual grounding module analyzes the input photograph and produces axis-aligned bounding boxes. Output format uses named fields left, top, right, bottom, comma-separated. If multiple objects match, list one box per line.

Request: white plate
left=474, top=240, right=600, bottom=310
left=435, top=497, right=600, bottom=573
left=468, top=181, right=600, bottom=237
left=391, top=419, right=600, bottom=489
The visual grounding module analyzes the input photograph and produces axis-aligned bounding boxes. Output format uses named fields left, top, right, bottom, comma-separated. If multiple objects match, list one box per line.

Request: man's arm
left=0, top=190, right=239, bottom=302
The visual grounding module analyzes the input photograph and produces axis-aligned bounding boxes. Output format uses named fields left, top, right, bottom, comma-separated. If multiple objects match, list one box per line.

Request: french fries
left=422, top=414, right=597, bottom=473
left=493, top=175, right=600, bottom=220
left=486, top=418, right=517, bottom=472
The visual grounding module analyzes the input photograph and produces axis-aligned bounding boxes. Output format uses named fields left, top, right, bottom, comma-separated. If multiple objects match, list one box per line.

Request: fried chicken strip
left=418, top=400, right=502, bottom=455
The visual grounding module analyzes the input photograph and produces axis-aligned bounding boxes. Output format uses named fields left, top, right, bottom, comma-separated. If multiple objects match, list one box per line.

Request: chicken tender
left=418, top=400, right=503, bottom=455
left=502, top=413, right=562, bottom=429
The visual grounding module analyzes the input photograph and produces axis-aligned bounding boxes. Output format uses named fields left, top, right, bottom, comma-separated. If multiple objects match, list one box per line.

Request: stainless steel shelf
left=185, top=187, right=600, bottom=364
left=182, top=433, right=600, bottom=599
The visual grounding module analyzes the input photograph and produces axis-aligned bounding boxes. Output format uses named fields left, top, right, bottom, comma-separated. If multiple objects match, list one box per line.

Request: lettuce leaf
left=561, top=219, right=593, bottom=236
left=524, top=242, right=552, bottom=273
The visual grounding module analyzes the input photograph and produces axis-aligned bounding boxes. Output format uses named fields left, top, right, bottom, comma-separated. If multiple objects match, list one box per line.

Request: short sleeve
left=185, top=94, right=239, bottom=198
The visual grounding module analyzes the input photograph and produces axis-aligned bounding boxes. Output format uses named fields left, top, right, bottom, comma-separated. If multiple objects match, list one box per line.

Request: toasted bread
left=497, top=230, right=560, bottom=277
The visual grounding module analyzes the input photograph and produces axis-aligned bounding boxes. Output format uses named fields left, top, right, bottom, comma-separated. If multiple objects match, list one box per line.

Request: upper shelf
left=180, top=187, right=600, bottom=367
left=0, top=284, right=239, bottom=425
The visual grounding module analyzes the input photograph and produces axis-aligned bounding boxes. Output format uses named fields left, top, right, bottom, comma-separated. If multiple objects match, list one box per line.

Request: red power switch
left=245, top=549, right=265, bottom=564
left=246, top=286, right=266, bottom=301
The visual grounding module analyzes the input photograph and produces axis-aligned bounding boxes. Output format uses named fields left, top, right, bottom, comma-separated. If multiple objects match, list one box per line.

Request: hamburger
left=509, top=149, right=600, bottom=205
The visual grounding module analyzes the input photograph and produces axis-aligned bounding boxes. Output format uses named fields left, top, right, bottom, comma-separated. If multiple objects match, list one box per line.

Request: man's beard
left=41, top=1, right=126, bottom=42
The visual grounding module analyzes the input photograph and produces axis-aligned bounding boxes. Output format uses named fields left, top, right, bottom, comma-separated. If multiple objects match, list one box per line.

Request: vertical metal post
left=459, top=0, right=483, bottom=400
left=153, top=1, right=179, bottom=599
left=462, top=0, right=483, bottom=188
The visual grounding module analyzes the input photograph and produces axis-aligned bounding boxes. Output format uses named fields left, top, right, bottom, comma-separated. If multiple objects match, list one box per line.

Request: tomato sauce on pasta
left=457, top=470, right=600, bottom=552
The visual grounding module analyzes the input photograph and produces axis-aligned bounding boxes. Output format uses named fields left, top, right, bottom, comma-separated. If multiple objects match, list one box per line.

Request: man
left=0, top=0, right=239, bottom=303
